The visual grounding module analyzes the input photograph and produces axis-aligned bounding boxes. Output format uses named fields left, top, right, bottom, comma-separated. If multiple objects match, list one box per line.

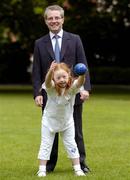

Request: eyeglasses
left=46, top=16, right=63, bottom=21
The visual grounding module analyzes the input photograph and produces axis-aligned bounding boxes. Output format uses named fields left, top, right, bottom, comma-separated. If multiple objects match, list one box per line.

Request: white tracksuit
left=38, top=80, right=80, bottom=160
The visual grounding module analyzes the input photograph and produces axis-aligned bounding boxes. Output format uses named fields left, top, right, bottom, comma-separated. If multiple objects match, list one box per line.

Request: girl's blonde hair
left=52, top=63, right=73, bottom=96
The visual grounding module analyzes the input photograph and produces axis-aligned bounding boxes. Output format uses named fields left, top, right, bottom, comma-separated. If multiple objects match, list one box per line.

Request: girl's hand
left=50, top=61, right=57, bottom=71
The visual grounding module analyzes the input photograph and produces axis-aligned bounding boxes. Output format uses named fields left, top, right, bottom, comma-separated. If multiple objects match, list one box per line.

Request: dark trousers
left=46, top=103, right=86, bottom=170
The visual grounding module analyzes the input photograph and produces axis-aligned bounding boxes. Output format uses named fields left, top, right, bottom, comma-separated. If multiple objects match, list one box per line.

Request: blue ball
left=74, top=63, right=87, bottom=75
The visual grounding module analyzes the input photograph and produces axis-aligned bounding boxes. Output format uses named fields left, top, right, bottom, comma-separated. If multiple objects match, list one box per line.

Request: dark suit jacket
left=32, top=31, right=91, bottom=106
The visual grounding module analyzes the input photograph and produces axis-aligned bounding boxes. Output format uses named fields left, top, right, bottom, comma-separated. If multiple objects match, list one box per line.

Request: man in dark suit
left=32, top=4, right=91, bottom=174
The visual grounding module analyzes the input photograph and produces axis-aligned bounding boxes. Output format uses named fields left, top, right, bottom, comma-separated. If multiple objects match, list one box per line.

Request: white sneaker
left=37, top=170, right=46, bottom=177
left=75, top=170, right=86, bottom=176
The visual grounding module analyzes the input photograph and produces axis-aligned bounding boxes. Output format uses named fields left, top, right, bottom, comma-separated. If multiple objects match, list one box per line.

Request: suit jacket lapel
left=61, top=31, right=69, bottom=60
left=44, top=34, right=55, bottom=60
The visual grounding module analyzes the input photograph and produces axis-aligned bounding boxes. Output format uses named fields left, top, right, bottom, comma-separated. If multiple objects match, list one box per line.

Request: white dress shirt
left=49, top=29, right=63, bottom=52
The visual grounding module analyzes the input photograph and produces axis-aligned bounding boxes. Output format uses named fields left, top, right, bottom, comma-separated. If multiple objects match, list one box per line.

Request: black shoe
left=46, top=165, right=55, bottom=173
left=81, top=164, right=90, bottom=174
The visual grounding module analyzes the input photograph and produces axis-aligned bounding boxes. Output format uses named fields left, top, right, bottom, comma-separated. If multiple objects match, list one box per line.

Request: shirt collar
left=50, top=29, right=63, bottom=39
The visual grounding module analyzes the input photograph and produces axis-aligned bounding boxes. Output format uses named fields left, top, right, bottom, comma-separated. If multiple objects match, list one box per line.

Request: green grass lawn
left=0, top=85, right=130, bottom=180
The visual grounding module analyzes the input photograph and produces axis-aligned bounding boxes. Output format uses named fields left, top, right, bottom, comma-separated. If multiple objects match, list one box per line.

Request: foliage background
left=0, top=0, right=130, bottom=84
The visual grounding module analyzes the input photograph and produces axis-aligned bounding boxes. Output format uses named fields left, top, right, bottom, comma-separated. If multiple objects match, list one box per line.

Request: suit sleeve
left=32, top=41, right=43, bottom=98
left=76, top=35, right=91, bottom=91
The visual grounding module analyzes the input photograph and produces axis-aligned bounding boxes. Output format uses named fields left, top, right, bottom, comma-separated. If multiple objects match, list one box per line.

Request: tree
left=0, top=0, right=130, bottom=83
left=63, top=0, right=130, bottom=67
left=0, top=0, right=49, bottom=51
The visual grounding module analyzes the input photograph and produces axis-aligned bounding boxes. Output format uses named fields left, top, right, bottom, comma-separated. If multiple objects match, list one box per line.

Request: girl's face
left=53, top=69, right=69, bottom=88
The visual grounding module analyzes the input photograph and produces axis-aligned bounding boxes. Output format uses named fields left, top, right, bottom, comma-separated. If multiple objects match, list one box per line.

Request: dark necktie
left=54, top=35, right=60, bottom=62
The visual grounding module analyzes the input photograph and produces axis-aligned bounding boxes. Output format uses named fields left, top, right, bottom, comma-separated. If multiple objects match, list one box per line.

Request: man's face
left=45, top=10, right=64, bottom=34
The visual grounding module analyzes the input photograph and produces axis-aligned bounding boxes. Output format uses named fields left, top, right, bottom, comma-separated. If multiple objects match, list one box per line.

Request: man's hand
left=35, top=95, right=43, bottom=107
left=80, top=90, right=90, bottom=101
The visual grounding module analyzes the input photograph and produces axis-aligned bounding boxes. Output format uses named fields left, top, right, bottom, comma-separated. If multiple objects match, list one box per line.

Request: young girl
left=37, top=61, right=86, bottom=177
